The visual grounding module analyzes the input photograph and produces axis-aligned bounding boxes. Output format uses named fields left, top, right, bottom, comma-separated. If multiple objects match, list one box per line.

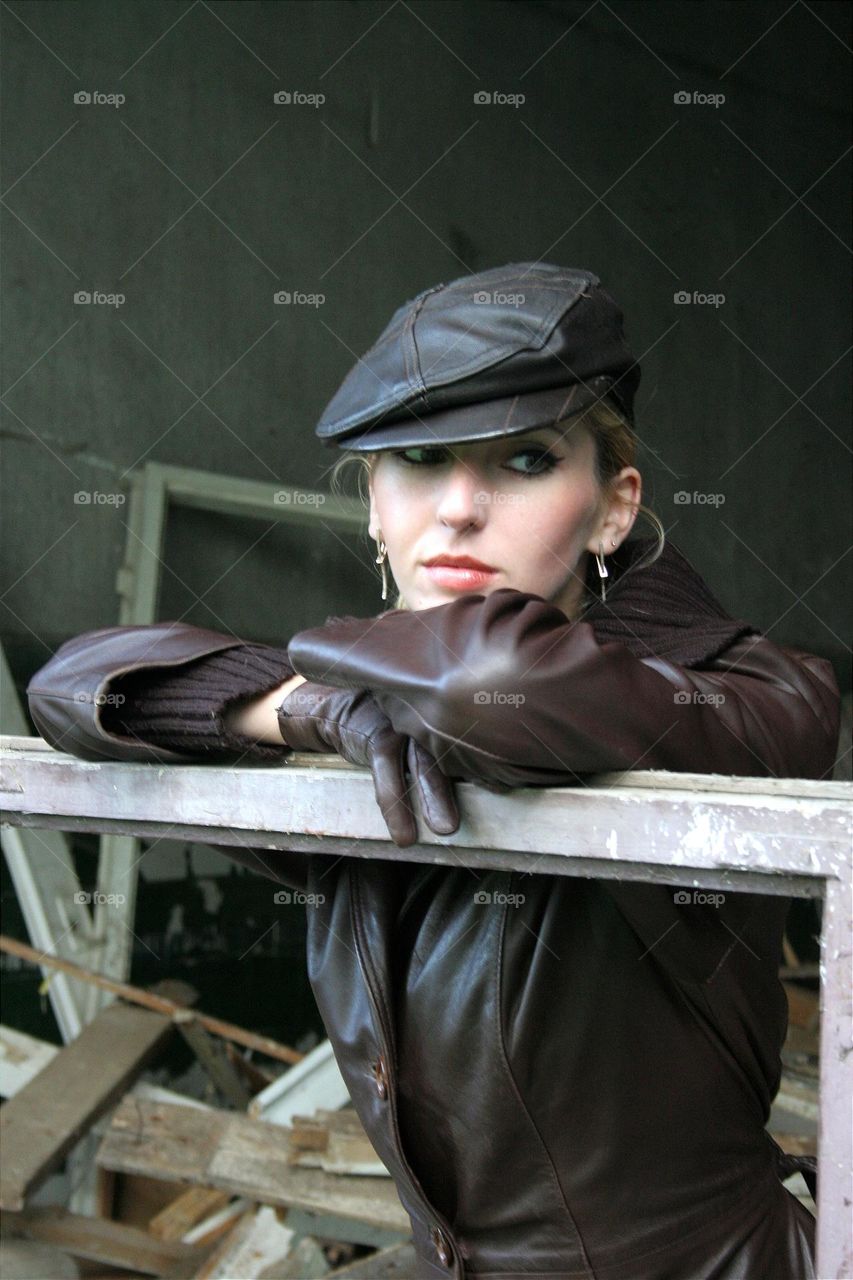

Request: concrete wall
left=2, top=0, right=850, bottom=692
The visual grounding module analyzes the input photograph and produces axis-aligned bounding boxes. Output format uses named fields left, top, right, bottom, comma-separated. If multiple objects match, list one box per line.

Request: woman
left=27, top=264, right=839, bottom=1279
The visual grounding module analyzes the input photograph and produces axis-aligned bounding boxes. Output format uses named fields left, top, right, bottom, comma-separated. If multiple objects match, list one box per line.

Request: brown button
left=430, top=1225, right=452, bottom=1268
left=371, top=1055, right=388, bottom=1100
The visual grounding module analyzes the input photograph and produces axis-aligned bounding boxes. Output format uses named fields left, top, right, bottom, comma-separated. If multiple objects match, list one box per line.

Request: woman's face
left=368, top=419, right=641, bottom=618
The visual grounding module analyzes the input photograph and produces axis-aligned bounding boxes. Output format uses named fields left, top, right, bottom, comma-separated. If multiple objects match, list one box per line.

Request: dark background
left=1, top=0, right=850, bottom=1042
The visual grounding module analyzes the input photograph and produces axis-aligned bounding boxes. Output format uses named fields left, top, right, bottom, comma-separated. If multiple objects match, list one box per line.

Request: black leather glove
left=276, top=680, right=460, bottom=847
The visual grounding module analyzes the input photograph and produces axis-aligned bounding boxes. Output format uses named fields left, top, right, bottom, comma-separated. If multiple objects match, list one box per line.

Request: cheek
left=512, top=484, right=599, bottom=561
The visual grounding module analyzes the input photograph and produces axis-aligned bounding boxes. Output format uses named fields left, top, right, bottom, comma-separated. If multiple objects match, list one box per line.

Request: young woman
left=27, top=264, right=839, bottom=1280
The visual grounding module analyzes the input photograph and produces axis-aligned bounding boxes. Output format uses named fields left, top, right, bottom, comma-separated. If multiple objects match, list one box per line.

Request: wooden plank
left=193, top=1205, right=294, bottom=1279
left=4, top=738, right=849, bottom=897
left=289, top=1111, right=388, bottom=1177
left=148, top=1187, right=231, bottom=1242
left=0, top=1025, right=59, bottom=1098
left=0, top=1003, right=172, bottom=1211
left=174, top=1013, right=252, bottom=1109
left=97, top=1098, right=410, bottom=1236
left=6, top=1206, right=211, bottom=1277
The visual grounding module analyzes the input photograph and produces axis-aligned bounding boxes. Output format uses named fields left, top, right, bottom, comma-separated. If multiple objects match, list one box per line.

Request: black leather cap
left=315, top=263, right=641, bottom=451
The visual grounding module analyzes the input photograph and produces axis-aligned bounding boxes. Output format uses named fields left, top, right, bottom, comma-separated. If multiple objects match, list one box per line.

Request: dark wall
left=2, top=0, right=850, bottom=689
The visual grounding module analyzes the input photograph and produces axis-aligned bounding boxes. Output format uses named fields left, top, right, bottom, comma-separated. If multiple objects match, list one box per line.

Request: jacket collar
left=582, top=536, right=759, bottom=669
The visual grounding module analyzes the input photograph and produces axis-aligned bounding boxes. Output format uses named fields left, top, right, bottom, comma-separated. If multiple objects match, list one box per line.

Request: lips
left=423, top=556, right=498, bottom=572
left=422, top=557, right=499, bottom=594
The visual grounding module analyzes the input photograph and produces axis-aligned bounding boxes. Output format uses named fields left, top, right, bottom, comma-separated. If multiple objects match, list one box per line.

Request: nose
left=435, top=456, right=487, bottom=531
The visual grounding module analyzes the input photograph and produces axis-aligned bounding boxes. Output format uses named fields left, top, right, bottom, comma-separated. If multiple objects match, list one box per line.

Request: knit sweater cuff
left=100, top=643, right=296, bottom=762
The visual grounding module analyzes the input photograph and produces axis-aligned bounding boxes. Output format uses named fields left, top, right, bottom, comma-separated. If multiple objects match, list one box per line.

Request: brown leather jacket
left=25, top=543, right=840, bottom=1279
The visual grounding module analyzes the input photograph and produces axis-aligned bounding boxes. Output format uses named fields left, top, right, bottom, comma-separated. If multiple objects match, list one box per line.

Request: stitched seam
left=494, top=878, right=596, bottom=1279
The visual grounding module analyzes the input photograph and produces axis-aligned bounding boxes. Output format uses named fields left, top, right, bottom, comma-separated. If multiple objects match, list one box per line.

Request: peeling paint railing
left=1, top=735, right=850, bottom=1277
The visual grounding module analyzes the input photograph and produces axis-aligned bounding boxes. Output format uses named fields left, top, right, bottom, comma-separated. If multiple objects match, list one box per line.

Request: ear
left=367, top=472, right=380, bottom=542
left=585, top=467, right=642, bottom=554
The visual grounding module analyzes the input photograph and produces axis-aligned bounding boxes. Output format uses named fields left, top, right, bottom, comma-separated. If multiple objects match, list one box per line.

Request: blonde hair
left=329, top=397, right=665, bottom=615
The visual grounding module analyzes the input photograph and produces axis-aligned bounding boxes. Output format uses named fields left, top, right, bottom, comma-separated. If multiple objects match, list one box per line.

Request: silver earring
left=375, top=538, right=389, bottom=601
left=595, top=541, right=609, bottom=603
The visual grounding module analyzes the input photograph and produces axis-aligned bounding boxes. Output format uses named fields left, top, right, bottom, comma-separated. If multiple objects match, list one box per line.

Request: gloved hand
left=276, top=680, right=460, bottom=847
left=286, top=589, right=838, bottom=787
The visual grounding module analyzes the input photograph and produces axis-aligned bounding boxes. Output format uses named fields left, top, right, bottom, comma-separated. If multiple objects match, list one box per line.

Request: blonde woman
left=28, top=265, right=839, bottom=1279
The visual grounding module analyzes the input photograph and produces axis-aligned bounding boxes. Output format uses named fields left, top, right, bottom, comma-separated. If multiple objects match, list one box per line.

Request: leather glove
left=276, top=679, right=460, bottom=847
left=286, top=590, right=840, bottom=786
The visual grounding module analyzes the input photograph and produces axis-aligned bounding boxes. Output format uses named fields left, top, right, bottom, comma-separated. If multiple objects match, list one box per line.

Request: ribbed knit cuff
left=100, top=643, right=296, bottom=762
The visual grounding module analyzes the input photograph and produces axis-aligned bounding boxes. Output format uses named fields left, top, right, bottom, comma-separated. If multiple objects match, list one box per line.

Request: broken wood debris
left=0, top=1001, right=172, bottom=1211
left=288, top=1110, right=389, bottom=1177
left=0, top=933, right=303, bottom=1066
left=97, top=1096, right=410, bottom=1238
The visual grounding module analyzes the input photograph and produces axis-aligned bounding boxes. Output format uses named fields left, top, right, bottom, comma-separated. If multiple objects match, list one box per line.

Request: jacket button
left=430, top=1226, right=452, bottom=1268
left=371, top=1055, right=388, bottom=1100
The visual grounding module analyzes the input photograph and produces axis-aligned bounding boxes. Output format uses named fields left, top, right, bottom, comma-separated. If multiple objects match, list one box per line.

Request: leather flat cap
left=315, top=263, right=641, bottom=451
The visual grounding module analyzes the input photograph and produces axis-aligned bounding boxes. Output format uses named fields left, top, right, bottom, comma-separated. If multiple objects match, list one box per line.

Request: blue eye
left=506, top=447, right=558, bottom=476
left=395, top=447, right=446, bottom=465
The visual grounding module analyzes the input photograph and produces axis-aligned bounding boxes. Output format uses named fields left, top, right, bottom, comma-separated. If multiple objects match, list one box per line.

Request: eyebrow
left=506, top=425, right=576, bottom=447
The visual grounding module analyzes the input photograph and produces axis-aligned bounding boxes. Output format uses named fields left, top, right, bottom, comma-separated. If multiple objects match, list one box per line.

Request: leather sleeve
left=25, top=622, right=312, bottom=892
left=286, top=588, right=841, bottom=785
left=25, top=622, right=288, bottom=764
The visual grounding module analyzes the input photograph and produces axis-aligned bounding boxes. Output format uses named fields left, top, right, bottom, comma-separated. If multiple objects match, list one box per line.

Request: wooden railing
left=1, top=734, right=850, bottom=1278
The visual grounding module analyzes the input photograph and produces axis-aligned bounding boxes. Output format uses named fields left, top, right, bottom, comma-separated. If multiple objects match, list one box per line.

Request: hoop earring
left=595, top=539, right=617, bottom=604
left=375, top=538, right=389, bottom=602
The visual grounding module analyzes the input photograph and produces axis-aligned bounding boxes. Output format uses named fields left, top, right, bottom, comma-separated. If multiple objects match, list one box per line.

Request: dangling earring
left=375, top=538, right=389, bottom=602
left=595, top=539, right=617, bottom=604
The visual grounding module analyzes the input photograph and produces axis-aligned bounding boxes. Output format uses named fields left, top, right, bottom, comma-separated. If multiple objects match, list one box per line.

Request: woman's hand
left=277, top=680, right=460, bottom=847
